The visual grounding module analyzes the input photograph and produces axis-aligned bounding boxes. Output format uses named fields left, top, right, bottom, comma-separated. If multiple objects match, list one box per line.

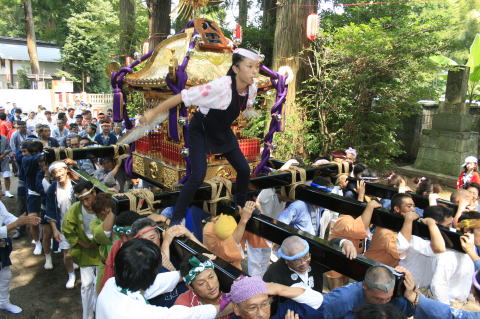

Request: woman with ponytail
left=139, top=49, right=262, bottom=225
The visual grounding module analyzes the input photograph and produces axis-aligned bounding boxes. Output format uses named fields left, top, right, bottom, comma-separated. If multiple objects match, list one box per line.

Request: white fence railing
left=0, top=89, right=114, bottom=112
left=53, top=92, right=112, bottom=110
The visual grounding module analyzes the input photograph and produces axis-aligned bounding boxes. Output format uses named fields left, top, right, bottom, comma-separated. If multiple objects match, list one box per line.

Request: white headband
left=76, top=187, right=95, bottom=199
left=48, top=161, right=67, bottom=174
left=233, top=48, right=262, bottom=61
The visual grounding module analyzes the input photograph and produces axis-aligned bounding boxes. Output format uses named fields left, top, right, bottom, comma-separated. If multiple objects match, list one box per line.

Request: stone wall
left=400, top=104, right=480, bottom=162
left=414, top=129, right=478, bottom=176
left=399, top=105, right=438, bottom=161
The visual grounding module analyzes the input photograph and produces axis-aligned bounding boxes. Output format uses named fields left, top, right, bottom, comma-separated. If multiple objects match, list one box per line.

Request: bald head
left=364, top=266, right=394, bottom=288
left=280, top=236, right=308, bottom=257
left=363, top=266, right=395, bottom=304
left=451, top=189, right=472, bottom=204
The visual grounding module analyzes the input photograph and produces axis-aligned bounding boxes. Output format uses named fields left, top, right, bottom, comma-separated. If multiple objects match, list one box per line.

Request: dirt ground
left=1, top=180, right=82, bottom=319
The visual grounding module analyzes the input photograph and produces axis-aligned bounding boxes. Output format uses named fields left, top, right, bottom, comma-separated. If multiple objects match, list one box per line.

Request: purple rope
left=176, top=21, right=195, bottom=35
left=165, top=28, right=198, bottom=183
left=111, top=50, right=153, bottom=126
left=254, top=64, right=288, bottom=175
left=110, top=49, right=154, bottom=176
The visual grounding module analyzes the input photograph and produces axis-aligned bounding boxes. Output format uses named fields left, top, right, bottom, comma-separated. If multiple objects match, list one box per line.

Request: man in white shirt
left=52, top=119, right=69, bottom=144
left=429, top=207, right=475, bottom=305
left=96, top=238, right=220, bottom=319
left=66, top=108, right=76, bottom=126
left=0, top=202, right=40, bottom=314
left=431, top=248, right=475, bottom=305
left=397, top=205, right=450, bottom=289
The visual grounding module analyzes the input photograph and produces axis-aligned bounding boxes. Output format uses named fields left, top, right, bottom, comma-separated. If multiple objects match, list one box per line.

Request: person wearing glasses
left=262, top=235, right=324, bottom=314
left=263, top=236, right=322, bottom=294
left=228, top=276, right=323, bottom=319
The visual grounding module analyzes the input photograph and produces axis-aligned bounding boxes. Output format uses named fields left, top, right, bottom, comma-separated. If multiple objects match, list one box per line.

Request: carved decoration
left=132, top=153, right=145, bottom=176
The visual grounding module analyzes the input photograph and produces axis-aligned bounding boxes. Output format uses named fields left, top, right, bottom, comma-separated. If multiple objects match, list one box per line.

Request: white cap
left=49, top=161, right=67, bottom=173
left=463, top=156, right=478, bottom=166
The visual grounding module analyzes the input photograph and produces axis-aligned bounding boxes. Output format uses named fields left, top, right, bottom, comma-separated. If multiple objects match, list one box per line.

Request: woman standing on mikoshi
left=139, top=48, right=262, bottom=225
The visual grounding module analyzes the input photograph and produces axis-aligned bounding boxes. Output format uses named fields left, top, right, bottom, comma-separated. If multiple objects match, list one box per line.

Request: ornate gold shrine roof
left=125, top=27, right=271, bottom=90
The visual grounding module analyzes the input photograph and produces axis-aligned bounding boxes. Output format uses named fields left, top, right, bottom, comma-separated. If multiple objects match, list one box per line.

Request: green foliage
left=125, top=90, right=144, bottom=118
left=16, top=68, right=30, bottom=89
left=441, top=0, right=480, bottom=63
left=0, top=0, right=149, bottom=94
left=0, top=0, right=92, bottom=44
left=241, top=98, right=269, bottom=139
left=53, top=69, right=78, bottom=82
left=0, top=0, right=24, bottom=38
left=272, top=112, right=309, bottom=164
left=242, top=25, right=274, bottom=66
left=291, top=14, right=446, bottom=169
left=61, top=0, right=119, bottom=93
left=467, top=33, right=480, bottom=101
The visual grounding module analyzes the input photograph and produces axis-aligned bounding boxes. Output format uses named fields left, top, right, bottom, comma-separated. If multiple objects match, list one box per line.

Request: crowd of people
left=0, top=101, right=479, bottom=319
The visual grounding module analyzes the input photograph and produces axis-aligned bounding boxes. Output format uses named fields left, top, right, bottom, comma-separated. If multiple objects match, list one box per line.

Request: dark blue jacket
left=16, top=150, right=27, bottom=197
left=94, top=132, right=117, bottom=146
left=45, top=180, right=59, bottom=227
left=47, top=137, right=60, bottom=148
left=22, top=153, right=43, bottom=193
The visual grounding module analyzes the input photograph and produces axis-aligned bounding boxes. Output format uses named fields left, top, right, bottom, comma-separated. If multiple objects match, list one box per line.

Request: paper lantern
left=306, top=13, right=319, bottom=41
left=235, top=24, right=242, bottom=40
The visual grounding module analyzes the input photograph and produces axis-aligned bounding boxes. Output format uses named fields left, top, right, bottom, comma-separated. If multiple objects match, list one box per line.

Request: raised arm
left=232, top=201, right=256, bottom=243
left=361, top=200, right=381, bottom=233
left=399, top=211, right=420, bottom=242
left=422, top=217, right=446, bottom=253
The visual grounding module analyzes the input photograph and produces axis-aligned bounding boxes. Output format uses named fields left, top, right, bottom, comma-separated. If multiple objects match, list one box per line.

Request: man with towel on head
left=203, top=202, right=256, bottom=270
left=176, top=254, right=232, bottom=318
left=225, top=276, right=324, bottom=319
left=263, top=236, right=323, bottom=293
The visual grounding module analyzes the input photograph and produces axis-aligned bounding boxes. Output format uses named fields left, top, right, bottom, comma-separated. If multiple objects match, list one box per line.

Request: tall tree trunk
left=23, top=0, right=40, bottom=78
left=147, top=0, right=171, bottom=50
left=261, top=0, right=276, bottom=66
left=119, top=0, right=136, bottom=58
left=272, top=0, right=316, bottom=157
left=239, top=0, right=248, bottom=28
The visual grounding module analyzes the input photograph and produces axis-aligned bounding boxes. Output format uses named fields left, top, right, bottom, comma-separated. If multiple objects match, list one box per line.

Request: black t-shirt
left=263, top=259, right=322, bottom=292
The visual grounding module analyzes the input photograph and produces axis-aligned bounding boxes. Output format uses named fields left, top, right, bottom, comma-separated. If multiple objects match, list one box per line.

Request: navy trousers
left=170, top=129, right=250, bottom=225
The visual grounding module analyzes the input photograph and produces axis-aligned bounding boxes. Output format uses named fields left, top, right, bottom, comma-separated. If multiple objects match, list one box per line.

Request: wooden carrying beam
left=294, top=185, right=463, bottom=252
left=107, top=174, right=408, bottom=293
left=159, top=227, right=243, bottom=292
left=64, top=152, right=463, bottom=252
left=112, top=179, right=464, bottom=253
left=54, top=149, right=457, bottom=211
left=216, top=203, right=405, bottom=296
left=347, top=177, right=458, bottom=211
left=43, top=145, right=131, bottom=164
left=161, top=221, right=405, bottom=297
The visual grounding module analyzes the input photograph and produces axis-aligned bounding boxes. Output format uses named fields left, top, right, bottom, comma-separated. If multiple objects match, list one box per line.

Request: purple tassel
left=124, top=154, right=133, bottom=178
left=113, top=87, right=123, bottom=122
left=254, top=68, right=289, bottom=175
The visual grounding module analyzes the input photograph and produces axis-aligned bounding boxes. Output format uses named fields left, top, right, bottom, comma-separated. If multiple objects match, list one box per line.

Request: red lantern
left=126, top=56, right=133, bottom=66
left=235, top=23, right=242, bottom=40
left=306, top=13, right=319, bottom=41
